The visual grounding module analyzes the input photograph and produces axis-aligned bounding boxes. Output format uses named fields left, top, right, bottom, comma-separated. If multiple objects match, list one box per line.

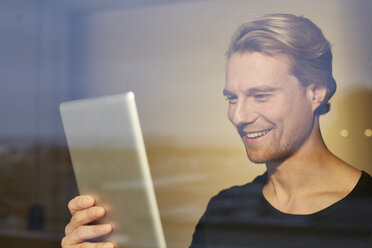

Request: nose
left=228, top=99, right=258, bottom=127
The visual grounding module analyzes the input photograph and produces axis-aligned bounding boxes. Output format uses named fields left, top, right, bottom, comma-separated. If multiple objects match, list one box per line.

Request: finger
left=63, top=224, right=113, bottom=246
left=61, top=240, right=115, bottom=248
left=68, top=195, right=95, bottom=215
left=65, top=206, right=106, bottom=235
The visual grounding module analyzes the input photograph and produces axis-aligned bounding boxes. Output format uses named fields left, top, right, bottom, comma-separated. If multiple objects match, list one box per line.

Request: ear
left=306, top=83, right=327, bottom=112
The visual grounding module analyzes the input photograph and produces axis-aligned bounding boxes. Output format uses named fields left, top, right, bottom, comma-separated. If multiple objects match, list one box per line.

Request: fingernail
left=94, top=207, right=103, bottom=215
left=83, top=197, right=93, bottom=205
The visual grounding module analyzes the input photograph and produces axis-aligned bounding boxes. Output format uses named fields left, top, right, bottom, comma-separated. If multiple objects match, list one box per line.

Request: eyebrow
left=222, top=89, right=233, bottom=96
left=247, top=86, right=279, bottom=94
left=223, top=86, right=279, bottom=96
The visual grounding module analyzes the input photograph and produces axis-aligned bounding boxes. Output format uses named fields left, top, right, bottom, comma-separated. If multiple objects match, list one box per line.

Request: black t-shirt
left=190, top=171, right=372, bottom=248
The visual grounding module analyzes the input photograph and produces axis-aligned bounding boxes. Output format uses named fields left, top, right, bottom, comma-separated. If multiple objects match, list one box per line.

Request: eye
left=225, top=95, right=237, bottom=104
left=254, top=94, right=271, bottom=102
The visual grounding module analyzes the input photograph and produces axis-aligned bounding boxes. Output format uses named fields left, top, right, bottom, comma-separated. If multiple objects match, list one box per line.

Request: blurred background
left=0, top=0, right=371, bottom=247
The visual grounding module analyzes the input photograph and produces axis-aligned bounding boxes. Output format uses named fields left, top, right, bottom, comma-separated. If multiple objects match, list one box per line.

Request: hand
left=61, top=195, right=115, bottom=248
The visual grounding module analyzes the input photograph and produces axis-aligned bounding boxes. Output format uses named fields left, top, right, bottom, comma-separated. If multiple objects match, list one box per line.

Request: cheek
left=270, top=98, right=309, bottom=130
left=265, top=101, right=291, bottom=123
left=284, top=98, right=314, bottom=132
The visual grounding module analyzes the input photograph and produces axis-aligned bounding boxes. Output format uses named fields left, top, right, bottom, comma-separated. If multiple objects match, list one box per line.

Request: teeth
left=245, top=129, right=271, bottom=139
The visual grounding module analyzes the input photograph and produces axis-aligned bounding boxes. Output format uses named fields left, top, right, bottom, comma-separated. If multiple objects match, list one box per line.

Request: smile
left=245, top=129, right=272, bottom=139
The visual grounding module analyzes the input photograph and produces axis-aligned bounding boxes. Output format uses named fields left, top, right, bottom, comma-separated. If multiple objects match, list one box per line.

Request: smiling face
left=224, top=52, right=316, bottom=163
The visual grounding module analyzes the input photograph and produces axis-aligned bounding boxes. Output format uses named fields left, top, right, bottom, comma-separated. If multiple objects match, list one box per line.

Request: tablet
left=60, top=92, right=166, bottom=248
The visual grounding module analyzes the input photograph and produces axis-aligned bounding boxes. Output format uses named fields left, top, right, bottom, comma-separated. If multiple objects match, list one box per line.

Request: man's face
left=224, top=52, right=315, bottom=163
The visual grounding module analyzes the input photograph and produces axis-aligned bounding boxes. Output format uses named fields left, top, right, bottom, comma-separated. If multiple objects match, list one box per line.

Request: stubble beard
left=243, top=132, right=306, bottom=164
left=240, top=114, right=315, bottom=165
left=245, top=144, right=294, bottom=164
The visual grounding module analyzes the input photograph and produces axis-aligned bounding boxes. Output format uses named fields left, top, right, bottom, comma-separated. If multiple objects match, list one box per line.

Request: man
left=189, top=14, right=372, bottom=247
left=62, top=14, right=372, bottom=248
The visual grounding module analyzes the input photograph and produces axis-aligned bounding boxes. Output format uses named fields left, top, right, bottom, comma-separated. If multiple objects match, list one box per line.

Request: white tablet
left=60, top=92, right=166, bottom=248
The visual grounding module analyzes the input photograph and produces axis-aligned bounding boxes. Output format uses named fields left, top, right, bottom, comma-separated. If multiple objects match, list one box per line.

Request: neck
left=265, top=120, right=329, bottom=192
left=262, top=118, right=361, bottom=214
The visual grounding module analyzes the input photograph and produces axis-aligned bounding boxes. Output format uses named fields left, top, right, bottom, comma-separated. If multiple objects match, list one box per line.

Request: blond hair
left=227, top=13, right=336, bottom=115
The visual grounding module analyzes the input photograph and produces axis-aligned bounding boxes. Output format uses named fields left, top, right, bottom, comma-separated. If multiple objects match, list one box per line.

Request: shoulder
left=205, top=172, right=268, bottom=211
left=190, top=172, right=267, bottom=236
left=190, top=172, right=269, bottom=247
left=351, top=171, right=372, bottom=197
left=360, top=171, right=372, bottom=189
left=328, top=171, right=372, bottom=223
left=214, top=172, right=266, bottom=197
left=348, top=171, right=372, bottom=203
